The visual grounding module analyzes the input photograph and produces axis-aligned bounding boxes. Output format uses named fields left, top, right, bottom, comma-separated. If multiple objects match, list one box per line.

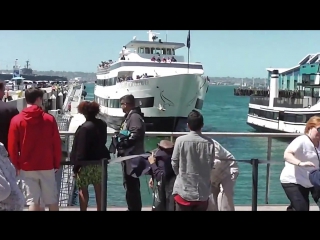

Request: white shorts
left=20, top=169, right=58, bottom=206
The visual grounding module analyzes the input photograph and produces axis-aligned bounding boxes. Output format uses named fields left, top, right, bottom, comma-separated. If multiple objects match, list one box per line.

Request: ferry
left=94, top=30, right=210, bottom=132
left=247, top=53, right=320, bottom=133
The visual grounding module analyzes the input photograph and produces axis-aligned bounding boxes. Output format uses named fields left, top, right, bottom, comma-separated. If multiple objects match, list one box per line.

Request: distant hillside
left=0, top=70, right=96, bottom=81
left=33, top=70, right=96, bottom=81
left=0, top=69, right=265, bottom=83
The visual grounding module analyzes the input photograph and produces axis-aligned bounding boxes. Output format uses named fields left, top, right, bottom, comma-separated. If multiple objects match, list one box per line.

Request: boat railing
left=249, top=95, right=269, bottom=106
left=59, top=131, right=301, bottom=210
left=273, top=97, right=320, bottom=108
left=273, top=97, right=309, bottom=108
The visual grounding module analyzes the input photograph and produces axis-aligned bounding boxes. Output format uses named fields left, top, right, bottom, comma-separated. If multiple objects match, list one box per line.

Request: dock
left=234, top=87, right=269, bottom=96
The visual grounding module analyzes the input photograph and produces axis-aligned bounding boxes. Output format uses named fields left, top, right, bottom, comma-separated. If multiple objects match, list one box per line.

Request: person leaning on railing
left=280, top=116, right=320, bottom=211
left=70, top=101, right=111, bottom=211
left=207, top=140, right=239, bottom=211
left=147, top=140, right=176, bottom=211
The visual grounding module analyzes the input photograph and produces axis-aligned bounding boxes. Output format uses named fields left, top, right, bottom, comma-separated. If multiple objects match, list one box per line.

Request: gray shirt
left=171, top=131, right=215, bottom=201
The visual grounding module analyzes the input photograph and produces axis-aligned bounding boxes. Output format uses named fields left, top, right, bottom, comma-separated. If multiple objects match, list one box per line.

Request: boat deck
left=23, top=205, right=319, bottom=211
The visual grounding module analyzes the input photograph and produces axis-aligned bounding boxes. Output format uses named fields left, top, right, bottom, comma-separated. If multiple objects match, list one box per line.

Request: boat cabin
left=123, top=40, right=185, bottom=62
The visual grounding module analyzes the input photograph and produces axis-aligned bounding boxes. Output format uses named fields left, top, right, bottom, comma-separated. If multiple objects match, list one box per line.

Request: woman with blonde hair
left=280, top=116, right=320, bottom=211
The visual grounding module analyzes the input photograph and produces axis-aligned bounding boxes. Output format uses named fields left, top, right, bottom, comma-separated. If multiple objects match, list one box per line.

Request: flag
left=187, top=30, right=190, bottom=49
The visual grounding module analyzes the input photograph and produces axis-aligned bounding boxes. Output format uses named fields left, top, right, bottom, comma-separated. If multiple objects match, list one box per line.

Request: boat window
left=156, top=48, right=162, bottom=54
left=151, top=48, right=156, bottom=54
left=296, top=114, right=306, bottom=123
left=264, top=111, right=274, bottom=119
left=302, top=74, right=310, bottom=83
left=172, top=49, right=175, bottom=55
left=145, top=48, right=150, bottom=54
left=167, top=48, right=171, bottom=55
left=162, top=48, right=167, bottom=55
left=138, top=47, right=145, bottom=54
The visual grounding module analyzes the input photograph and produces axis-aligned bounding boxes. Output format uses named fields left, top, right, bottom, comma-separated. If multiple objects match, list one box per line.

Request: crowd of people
left=2, top=81, right=320, bottom=211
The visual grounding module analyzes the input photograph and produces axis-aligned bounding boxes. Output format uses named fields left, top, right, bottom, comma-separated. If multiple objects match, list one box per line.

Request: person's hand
left=148, top=178, right=153, bottom=189
left=148, top=152, right=156, bottom=164
left=230, top=168, right=239, bottom=180
left=299, top=161, right=315, bottom=167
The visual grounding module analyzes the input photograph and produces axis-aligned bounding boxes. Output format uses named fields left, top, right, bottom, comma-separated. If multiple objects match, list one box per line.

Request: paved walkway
left=23, top=205, right=319, bottom=211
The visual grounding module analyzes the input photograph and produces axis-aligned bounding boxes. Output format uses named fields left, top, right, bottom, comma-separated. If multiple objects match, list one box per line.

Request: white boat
left=247, top=67, right=320, bottom=133
left=94, top=30, right=210, bottom=132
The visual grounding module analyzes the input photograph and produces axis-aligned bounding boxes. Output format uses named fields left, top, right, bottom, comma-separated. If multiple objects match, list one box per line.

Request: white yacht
left=94, top=30, right=210, bottom=131
left=247, top=68, right=320, bottom=133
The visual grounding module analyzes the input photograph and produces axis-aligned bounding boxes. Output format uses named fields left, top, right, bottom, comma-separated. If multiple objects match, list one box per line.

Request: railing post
left=101, top=159, right=108, bottom=211
left=251, top=158, right=259, bottom=211
left=265, top=137, right=272, bottom=204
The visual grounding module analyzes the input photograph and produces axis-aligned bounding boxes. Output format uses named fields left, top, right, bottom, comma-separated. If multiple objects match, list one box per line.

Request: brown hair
left=77, top=101, right=100, bottom=119
left=25, top=87, right=44, bottom=104
left=304, top=116, right=320, bottom=134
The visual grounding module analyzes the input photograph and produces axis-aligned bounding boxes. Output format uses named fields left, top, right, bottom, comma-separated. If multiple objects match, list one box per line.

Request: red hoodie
left=8, top=105, right=61, bottom=171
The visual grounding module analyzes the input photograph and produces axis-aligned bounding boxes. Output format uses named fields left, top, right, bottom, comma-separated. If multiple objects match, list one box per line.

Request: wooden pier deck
left=23, top=205, right=319, bottom=211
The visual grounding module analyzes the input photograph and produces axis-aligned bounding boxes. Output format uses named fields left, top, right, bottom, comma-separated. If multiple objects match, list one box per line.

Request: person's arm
left=7, top=119, right=20, bottom=170
left=284, top=137, right=313, bottom=167
left=52, top=118, right=61, bottom=170
left=70, top=126, right=88, bottom=173
left=171, top=139, right=180, bottom=175
left=126, top=114, right=144, bottom=146
left=0, top=169, right=10, bottom=201
left=215, top=140, right=238, bottom=168
left=73, top=127, right=88, bottom=162
left=149, top=156, right=165, bottom=182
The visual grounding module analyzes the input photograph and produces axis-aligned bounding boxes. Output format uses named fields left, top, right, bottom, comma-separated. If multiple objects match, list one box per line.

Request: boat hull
left=95, top=73, right=209, bottom=132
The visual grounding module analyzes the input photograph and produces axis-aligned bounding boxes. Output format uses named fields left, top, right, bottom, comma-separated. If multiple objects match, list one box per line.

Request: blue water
left=82, top=83, right=289, bottom=206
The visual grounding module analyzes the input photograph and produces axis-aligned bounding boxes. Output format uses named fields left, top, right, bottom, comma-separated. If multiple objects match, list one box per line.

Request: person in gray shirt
left=171, top=110, right=215, bottom=211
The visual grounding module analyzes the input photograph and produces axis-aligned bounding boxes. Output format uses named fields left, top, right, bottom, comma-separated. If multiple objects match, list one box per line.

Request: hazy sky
left=0, top=30, right=318, bottom=78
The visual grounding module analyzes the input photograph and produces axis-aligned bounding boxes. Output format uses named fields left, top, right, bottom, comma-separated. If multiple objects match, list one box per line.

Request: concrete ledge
left=22, top=205, right=319, bottom=211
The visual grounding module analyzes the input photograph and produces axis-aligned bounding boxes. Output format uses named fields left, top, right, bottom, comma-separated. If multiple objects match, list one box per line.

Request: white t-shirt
left=280, top=135, right=320, bottom=188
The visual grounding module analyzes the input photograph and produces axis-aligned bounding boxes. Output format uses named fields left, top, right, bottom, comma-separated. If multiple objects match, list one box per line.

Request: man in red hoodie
left=8, top=87, right=61, bottom=211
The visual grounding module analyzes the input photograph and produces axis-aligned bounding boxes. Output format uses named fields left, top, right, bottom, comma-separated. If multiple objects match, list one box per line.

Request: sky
left=0, top=30, right=319, bottom=78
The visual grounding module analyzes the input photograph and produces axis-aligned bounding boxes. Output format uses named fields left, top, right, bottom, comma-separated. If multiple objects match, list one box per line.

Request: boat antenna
left=186, top=30, right=191, bottom=73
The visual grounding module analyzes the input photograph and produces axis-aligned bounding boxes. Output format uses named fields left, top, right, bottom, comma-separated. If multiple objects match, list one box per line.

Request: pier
left=234, top=88, right=268, bottom=96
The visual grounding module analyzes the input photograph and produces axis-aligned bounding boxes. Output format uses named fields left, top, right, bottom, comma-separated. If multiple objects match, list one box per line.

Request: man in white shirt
left=207, top=140, right=239, bottom=211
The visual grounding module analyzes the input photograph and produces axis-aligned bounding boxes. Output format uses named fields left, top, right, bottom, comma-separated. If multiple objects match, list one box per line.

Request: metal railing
left=59, top=131, right=301, bottom=210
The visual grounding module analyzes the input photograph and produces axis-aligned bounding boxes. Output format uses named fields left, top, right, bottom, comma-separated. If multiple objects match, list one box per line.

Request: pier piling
left=57, top=92, right=63, bottom=109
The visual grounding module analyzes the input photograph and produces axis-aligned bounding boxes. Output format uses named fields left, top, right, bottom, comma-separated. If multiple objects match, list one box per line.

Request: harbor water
left=82, top=83, right=290, bottom=207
